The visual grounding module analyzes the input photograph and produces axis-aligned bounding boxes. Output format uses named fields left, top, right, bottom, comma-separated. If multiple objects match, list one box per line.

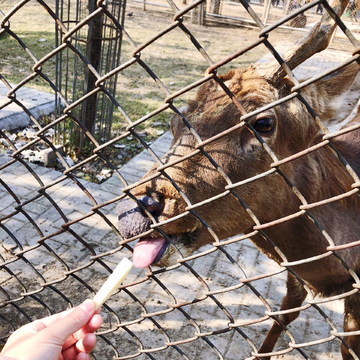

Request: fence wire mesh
left=1, top=0, right=360, bottom=359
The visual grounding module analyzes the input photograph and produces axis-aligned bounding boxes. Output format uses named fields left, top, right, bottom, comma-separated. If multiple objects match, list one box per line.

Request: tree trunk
left=83, top=1, right=103, bottom=136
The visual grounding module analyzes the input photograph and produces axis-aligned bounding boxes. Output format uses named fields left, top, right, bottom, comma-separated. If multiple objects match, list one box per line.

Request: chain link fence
left=1, top=0, right=360, bottom=359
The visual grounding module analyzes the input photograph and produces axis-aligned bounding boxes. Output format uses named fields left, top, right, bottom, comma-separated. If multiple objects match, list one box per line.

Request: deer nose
left=117, top=196, right=164, bottom=239
left=138, top=196, right=164, bottom=216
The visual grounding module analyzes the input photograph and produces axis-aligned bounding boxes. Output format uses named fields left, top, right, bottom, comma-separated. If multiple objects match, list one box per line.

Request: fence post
left=263, top=0, right=271, bottom=25
left=199, top=2, right=205, bottom=25
left=81, top=0, right=103, bottom=145
left=283, top=0, right=291, bottom=14
left=143, top=0, right=146, bottom=11
left=210, top=0, right=220, bottom=14
left=191, top=2, right=206, bottom=25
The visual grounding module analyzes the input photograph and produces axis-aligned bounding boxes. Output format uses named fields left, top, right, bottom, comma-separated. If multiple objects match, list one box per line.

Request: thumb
left=44, top=299, right=96, bottom=345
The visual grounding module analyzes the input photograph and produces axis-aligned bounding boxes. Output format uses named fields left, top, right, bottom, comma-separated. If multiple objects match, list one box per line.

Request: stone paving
left=0, top=83, right=55, bottom=130
left=0, top=46, right=357, bottom=359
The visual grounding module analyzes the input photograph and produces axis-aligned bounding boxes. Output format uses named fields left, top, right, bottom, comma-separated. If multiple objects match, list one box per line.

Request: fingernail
left=79, top=299, right=95, bottom=313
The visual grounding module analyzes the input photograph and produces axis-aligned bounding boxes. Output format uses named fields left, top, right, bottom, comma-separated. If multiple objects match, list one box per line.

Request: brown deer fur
left=117, top=61, right=360, bottom=359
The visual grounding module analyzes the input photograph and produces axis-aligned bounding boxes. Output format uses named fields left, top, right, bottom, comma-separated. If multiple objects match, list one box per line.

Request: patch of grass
left=0, top=1, right=57, bottom=91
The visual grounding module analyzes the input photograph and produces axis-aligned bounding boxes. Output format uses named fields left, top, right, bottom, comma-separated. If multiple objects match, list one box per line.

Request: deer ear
left=170, top=105, right=189, bottom=138
left=301, top=62, right=360, bottom=128
left=170, top=101, right=198, bottom=138
left=170, top=113, right=184, bottom=138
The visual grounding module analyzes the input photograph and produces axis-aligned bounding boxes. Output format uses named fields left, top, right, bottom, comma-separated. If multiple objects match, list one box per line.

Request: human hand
left=0, top=299, right=103, bottom=360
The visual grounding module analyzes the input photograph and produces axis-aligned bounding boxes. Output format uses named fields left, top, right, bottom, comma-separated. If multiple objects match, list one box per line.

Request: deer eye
left=253, top=118, right=275, bottom=133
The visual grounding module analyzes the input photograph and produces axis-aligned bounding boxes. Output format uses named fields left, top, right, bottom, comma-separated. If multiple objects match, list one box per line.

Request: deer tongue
left=133, top=237, right=167, bottom=268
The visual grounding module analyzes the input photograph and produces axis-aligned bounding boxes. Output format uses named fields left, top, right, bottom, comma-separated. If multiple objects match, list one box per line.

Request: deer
left=116, top=0, right=360, bottom=358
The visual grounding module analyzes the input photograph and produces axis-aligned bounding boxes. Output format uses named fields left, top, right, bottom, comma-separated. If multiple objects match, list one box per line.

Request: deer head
left=117, top=0, right=360, bottom=269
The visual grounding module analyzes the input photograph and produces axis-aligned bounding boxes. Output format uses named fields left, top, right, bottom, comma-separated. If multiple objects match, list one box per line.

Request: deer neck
left=287, top=136, right=358, bottom=208
left=287, top=139, right=360, bottom=250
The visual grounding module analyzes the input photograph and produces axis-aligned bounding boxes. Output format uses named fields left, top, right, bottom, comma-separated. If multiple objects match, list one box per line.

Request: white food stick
left=93, top=257, right=133, bottom=310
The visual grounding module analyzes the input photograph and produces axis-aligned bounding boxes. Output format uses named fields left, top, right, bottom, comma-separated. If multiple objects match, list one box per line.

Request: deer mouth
left=117, top=197, right=199, bottom=268
left=132, top=232, right=196, bottom=268
left=133, top=236, right=169, bottom=268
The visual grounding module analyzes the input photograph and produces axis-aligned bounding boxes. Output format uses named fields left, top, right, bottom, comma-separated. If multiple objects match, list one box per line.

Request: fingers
left=1, top=300, right=102, bottom=360
left=26, top=308, right=74, bottom=331
left=62, top=312, right=103, bottom=350
left=19, top=312, right=65, bottom=334
left=22, top=302, right=94, bottom=337
left=84, top=313, right=103, bottom=334
left=76, top=353, right=90, bottom=360
left=62, top=333, right=96, bottom=360
left=45, top=300, right=97, bottom=347
left=76, top=333, right=97, bottom=353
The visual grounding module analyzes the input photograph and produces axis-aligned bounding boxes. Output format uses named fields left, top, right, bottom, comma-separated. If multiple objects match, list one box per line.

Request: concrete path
left=0, top=83, right=56, bottom=130
left=0, top=47, right=355, bottom=360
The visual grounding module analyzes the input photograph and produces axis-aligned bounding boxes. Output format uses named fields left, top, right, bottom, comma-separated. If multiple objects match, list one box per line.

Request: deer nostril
left=139, top=196, right=164, bottom=216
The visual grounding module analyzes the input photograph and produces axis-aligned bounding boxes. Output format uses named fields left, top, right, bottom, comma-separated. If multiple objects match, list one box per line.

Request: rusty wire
left=1, top=0, right=360, bottom=359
